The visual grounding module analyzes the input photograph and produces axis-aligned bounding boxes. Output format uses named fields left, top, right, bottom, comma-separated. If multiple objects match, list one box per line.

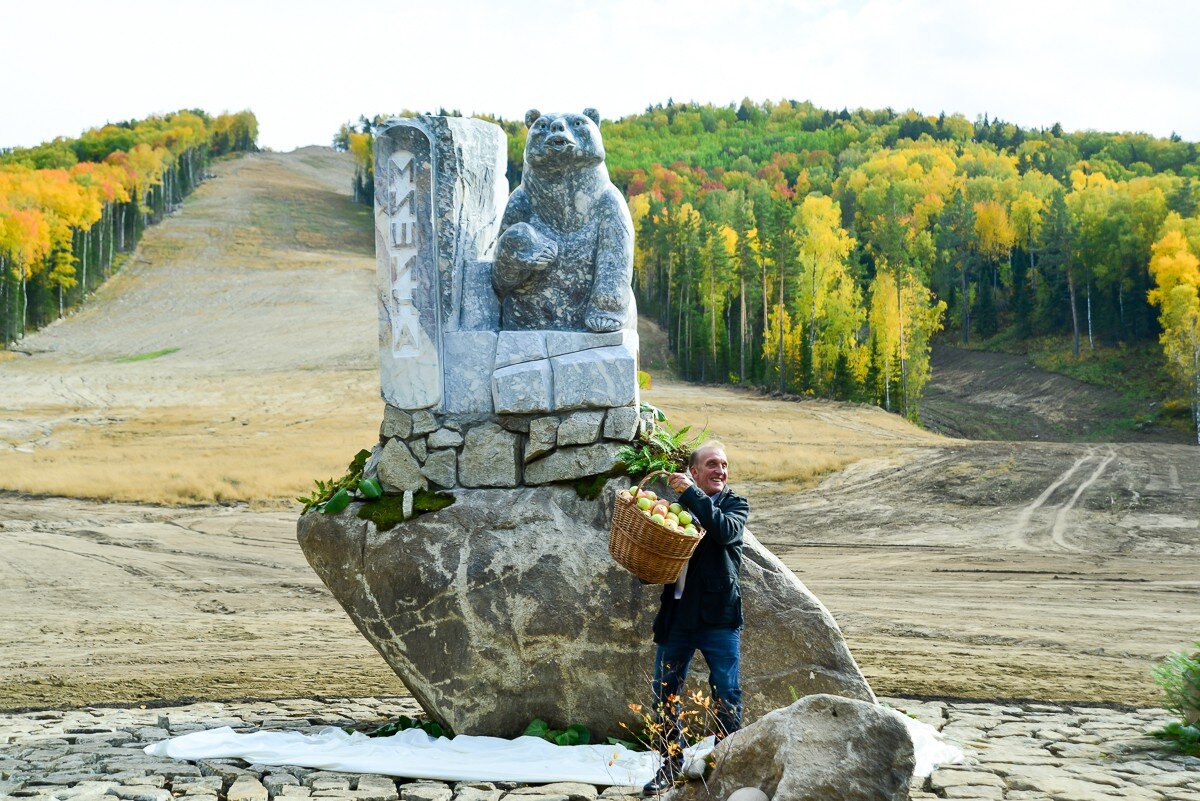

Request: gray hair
left=688, top=440, right=727, bottom=469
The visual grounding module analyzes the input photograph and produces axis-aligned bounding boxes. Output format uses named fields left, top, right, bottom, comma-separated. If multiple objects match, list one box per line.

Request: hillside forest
left=339, top=101, right=1200, bottom=442
left=0, top=110, right=258, bottom=345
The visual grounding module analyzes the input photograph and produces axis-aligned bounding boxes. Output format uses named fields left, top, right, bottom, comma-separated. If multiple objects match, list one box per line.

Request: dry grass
left=0, top=372, right=944, bottom=506
left=0, top=371, right=380, bottom=507
left=642, top=378, right=947, bottom=487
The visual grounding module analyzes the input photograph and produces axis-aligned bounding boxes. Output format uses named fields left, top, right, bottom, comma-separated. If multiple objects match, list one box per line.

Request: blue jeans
left=653, top=626, right=743, bottom=742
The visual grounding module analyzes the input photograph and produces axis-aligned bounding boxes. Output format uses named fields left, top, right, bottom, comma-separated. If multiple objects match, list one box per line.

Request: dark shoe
left=642, top=755, right=683, bottom=796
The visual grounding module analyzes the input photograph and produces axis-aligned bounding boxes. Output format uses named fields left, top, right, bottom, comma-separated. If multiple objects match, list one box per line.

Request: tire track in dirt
left=1050, top=448, right=1117, bottom=551
left=1007, top=447, right=1097, bottom=551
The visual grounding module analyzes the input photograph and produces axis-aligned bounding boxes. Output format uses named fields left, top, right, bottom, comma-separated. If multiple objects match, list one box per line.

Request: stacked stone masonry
left=3, top=696, right=1198, bottom=801
left=367, top=404, right=642, bottom=491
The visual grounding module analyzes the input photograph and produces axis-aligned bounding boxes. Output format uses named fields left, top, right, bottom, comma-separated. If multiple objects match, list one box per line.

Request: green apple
left=666, top=512, right=679, bottom=525
left=650, top=513, right=666, bottom=524
left=668, top=503, right=682, bottom=515
left=684, top=524, right=698, bottom=535
left=677, top=511, right=693, bottom=526
left=637, top=497, right=654, bottom=511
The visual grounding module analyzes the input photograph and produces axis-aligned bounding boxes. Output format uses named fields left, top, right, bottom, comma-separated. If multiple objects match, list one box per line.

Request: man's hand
left=667, top=472, right=694, bottom=494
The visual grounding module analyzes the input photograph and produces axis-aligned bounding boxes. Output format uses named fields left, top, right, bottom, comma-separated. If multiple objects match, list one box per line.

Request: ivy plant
left=523, top=718, right=592, bottom=746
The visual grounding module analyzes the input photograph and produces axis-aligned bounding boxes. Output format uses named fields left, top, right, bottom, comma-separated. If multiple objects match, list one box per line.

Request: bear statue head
left=522, top=108, right=605, bottom=174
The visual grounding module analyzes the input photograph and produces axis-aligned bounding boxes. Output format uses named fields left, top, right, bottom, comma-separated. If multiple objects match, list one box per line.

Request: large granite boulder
left=297, top=481, right=873, bottom=738
left=667, top=694, right=915, bottom=801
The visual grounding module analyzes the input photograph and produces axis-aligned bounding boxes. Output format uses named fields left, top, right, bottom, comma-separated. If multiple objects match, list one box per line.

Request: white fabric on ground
left=894, top=713, right=965, bottom=777
left=144, top=711, right=962, bottom=785
left=145, top=726, right=658, bottom=785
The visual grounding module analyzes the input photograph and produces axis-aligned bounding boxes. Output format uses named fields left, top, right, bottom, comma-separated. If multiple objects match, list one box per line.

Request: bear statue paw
left=497, top=223, right=558, bottom=278
left=584, top=307, right=625, bottom=333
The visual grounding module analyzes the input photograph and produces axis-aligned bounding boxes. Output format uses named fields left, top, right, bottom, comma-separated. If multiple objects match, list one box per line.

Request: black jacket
left=652, top=485, right=750, bottom=644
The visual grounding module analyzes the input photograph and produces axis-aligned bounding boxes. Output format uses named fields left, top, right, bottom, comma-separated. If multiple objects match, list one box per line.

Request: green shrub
left=1152, top=641, right=1200, bottom=755
left=361, top=715, right=452, bottom=739
left=617, top=403, right=708, bottom=478
left=523, top=718, right=592, bottom=746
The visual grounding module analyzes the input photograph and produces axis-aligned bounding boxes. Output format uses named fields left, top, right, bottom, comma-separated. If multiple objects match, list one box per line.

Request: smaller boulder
left=667, top=694, right=914, bottom=801
left=526, top=416, right=559, bottom=462
left=412, top=410, right=439, bottom=435
left=421, top=449, right=457, bottom=488
left=523, top=442, right=621, bottom=484
left=381, top=406, right=413, bottom=439
left=603, top=405, right=639, bottom=440
left=726, top=790, right=768, bottom=801
left=428, top=428, right=464, bottom=449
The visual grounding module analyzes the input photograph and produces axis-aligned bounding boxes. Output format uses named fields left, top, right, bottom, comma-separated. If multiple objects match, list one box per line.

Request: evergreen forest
left=340, top=101, right=1200, bottom=441
left=0, top=110, right=259, bottom=345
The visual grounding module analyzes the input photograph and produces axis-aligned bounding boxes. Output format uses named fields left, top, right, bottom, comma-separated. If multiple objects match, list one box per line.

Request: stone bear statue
left=493, top=108, right=635, bottom=332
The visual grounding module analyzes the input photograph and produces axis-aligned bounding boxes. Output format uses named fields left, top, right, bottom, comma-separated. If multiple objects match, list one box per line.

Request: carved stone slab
left=374, top=118, right=507, bottom=411
left=488, top=330, right=639, bottom=414
left=370, top=114, right=642, bottom=490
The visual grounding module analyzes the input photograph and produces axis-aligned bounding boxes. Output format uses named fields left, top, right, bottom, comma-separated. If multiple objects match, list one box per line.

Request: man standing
left=642, top=442, right=750, bottom=796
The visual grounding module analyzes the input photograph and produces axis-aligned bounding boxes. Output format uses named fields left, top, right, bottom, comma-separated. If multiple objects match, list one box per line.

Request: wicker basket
left=609, top=470, right=705, bottom=584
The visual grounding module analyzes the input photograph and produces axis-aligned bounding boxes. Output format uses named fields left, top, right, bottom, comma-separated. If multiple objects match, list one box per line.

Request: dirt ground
left=921, top=344, right=1189, bottom=443
left=1, top=149, right=1197, bottom=713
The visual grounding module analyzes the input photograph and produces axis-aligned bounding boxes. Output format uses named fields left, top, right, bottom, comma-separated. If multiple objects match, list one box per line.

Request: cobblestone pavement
left=1, top=696, right=1197, bottom=801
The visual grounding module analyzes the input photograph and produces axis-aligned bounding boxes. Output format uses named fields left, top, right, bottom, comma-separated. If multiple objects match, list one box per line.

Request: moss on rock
left=356, top=490, right=456, bottom=532
left=414, top=490, right=456, bottom=513
left=572, top=467, right=626, bottom=500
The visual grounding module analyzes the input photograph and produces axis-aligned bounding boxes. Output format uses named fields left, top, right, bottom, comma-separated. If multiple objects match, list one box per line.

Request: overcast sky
left=3, top=0, right=1198, bottom=152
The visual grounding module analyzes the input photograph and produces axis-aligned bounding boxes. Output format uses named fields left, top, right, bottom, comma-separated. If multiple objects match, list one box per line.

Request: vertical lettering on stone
left=386, top=154, right=420, bottom=357
left=375, top=125, right=442, bottom=410
left=389, top=253, right=420, bottom=356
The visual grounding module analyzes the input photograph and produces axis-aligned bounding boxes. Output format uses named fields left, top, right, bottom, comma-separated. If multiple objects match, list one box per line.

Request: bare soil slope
left=921, top=344, right=1188, bottom=443
left=0, top=148, right=381, bottom=504
left=4, top=436, right=1196, bottom=709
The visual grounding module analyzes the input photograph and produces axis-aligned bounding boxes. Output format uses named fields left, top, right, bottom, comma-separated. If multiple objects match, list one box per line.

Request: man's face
left=690, top=448, right=729, bottom=495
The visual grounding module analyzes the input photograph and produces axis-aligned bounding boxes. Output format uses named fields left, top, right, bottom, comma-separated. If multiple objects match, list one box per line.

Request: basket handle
left=635, top=469, right=677, bottom=493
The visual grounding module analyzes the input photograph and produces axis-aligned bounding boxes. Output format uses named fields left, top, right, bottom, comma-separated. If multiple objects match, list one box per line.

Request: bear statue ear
left=524, top=109, right=542, bottom=128
left=583, top=108, right=601, bottom=125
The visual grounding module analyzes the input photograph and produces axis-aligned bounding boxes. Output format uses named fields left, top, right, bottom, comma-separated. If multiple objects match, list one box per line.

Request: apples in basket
left=609, top=471, right=706, bottom=584
left=617, top=487, right=701, bottom=537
